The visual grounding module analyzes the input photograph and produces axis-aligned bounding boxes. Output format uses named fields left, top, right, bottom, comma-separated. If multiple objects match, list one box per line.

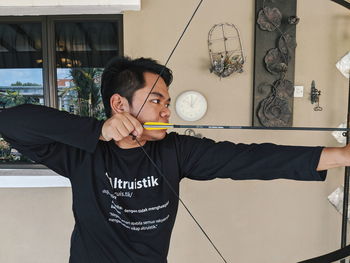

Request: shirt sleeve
left=0, top=104, right=105, bottom=177
left=173, top=134, right=327, bottom=182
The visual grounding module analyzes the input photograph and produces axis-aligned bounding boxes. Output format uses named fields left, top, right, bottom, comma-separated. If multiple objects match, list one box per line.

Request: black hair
left=101, top=56, right=173, bottom=118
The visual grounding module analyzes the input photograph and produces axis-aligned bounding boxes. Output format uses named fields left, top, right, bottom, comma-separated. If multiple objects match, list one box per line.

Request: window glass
left=0, top=22, right=43, bottom=164
left=57, top=67, right=104, bottom=119
left=55, top=21, right=121, bottom=120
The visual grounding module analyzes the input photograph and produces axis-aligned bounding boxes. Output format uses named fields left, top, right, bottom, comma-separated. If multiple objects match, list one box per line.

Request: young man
left=0, top=56, right=349, bottom=263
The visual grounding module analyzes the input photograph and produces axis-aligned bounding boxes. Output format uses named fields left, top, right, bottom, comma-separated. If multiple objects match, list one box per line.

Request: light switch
left=294, top=86, right=304, bottom=97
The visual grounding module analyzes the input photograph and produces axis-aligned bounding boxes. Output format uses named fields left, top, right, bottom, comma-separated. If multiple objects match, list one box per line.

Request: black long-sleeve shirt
left=0, top=104, right=327, bottom=263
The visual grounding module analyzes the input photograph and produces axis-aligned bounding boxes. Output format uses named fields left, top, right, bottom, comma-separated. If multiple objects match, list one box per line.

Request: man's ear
left=110, top=94, right=130, bottom=114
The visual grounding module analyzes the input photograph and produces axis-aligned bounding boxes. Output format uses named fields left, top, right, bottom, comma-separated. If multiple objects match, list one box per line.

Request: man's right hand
left=99, top=112, right=143, bottom=142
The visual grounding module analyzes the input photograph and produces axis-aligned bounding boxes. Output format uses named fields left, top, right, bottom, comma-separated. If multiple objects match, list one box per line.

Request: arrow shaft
left=174, top=125, right=348, bottom=131
left=143, top=123, right=350, bottom=132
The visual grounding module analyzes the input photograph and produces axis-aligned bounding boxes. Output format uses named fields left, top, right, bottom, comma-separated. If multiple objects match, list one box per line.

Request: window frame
left=0, top=14, right=123, bottom=171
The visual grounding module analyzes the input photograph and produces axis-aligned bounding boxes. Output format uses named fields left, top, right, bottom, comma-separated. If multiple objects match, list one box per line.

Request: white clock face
left=175, top=91, right=207, bottom=121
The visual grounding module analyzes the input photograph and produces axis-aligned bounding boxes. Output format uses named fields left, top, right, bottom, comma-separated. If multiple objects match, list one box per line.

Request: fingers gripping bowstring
left=134, top=1, right=229, bottom=262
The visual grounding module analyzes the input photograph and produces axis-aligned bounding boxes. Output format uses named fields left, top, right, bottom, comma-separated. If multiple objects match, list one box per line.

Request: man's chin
left=144, top=130, right=167, bottom=141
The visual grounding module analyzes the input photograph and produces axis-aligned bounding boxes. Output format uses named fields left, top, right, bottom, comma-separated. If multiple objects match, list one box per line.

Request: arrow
left=143, top=122, right=350, bottom=132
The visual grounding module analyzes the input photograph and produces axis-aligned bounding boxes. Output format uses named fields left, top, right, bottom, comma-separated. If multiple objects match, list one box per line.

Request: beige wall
left=1, top=0, right=350, bottom=262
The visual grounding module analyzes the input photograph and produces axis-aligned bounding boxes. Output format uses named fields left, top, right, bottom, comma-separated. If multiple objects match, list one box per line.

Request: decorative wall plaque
left=253, top=0, right=298, bottom=127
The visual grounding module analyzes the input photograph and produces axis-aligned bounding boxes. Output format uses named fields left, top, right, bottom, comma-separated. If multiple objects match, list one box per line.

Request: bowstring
left=135, top=138, right=228, bottom=263
left=133, top=0, right=229, bottom=262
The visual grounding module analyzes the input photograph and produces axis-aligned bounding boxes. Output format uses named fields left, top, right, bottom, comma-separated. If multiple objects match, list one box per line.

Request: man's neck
left=115, top=136, right=147, bottom=149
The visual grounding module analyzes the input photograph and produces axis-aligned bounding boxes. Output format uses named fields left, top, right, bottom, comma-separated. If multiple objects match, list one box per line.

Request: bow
left=131, top=0, right=350, bottom=262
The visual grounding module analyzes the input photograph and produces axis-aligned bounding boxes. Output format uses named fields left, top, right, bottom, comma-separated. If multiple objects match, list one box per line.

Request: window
left=0, top=15, right=123, bottom=167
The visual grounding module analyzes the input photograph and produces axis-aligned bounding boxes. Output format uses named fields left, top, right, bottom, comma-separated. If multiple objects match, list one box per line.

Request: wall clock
left=175, top=91, right=207, bottom=121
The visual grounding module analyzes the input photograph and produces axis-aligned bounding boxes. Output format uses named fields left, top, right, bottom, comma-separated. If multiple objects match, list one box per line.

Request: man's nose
left=160, top=106, right=171, bottom=118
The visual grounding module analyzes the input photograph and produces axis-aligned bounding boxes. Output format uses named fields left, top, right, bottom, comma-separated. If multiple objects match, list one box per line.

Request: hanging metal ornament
left=208, top=23, right=245, bottom=78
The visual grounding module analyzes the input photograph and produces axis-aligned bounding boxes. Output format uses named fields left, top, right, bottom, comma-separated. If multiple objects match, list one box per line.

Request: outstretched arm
left=317, top=145, right=350, bottom=171
left=175, top=134, right=327, bottom=182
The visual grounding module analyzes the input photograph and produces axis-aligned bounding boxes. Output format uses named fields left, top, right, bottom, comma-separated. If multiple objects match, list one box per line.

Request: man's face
left=129, top=72, right=171, bottom=141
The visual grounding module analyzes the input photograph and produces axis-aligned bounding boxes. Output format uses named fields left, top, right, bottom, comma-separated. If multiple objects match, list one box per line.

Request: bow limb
left=298, top=244, right=350, bottom=263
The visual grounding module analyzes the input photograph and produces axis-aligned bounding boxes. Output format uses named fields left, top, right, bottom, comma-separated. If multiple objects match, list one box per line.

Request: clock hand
left=192, top=96, right=198, bottom=107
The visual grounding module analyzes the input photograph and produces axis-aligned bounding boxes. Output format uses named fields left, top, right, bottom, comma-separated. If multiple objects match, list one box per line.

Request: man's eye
left=150, top=99, right=160, bottom=104
left=165, top=104, right=171, bottom=108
